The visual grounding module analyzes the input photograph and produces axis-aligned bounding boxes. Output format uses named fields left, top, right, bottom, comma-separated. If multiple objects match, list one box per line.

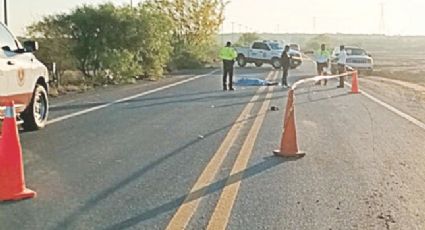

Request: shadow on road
left=102, top=156, right=302, bottom=230
left=297, top=92, right=352, bottom=105
left=52, top=113, right=262, bottom=230
left=49, top=89, right=263, bottom=112
left=50, top=102, right=106, bottom=112
left=49, top=73, right=317, bottom=113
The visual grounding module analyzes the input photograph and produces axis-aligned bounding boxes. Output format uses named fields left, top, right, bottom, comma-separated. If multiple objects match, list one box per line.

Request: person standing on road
left=315, top=44, right=331, bottom=85
left=280, top=45, right=291, bottom=87
left=219, top=41, right=238, bottom=91
left=337, top=45, right=347, bottom=88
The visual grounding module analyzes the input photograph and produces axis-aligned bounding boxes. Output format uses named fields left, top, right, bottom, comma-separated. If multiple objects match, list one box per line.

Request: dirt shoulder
left=360, top=76, right=425, bottom=123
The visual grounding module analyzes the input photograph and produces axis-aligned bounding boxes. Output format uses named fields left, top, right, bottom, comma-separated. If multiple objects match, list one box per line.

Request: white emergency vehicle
left=0, top=22, right=49, bottom=130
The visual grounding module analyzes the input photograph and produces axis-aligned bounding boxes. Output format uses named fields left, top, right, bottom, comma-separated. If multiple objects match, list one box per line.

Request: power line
left=379, top=2, right=385, bottom=34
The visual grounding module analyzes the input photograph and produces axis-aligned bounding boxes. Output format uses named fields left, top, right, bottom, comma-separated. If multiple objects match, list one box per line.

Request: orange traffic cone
left=0, top=101, right=36, bottom=201
left=273, top=90, right=305, bottom=157
left=351, top=71, right=359, bottom=94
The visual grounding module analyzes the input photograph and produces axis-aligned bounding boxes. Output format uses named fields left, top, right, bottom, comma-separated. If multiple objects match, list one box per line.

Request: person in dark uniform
left=219, top=41, right=237, bottom=91
left=337, top=45, right=347, bottom=88
left=280, top=45, right=291, bottom=87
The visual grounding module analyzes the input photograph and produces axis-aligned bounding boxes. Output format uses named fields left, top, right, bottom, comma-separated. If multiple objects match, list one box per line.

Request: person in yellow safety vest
left=219, top=41, right=238, bottom=91
left=315, top=43, right=331, bottom=85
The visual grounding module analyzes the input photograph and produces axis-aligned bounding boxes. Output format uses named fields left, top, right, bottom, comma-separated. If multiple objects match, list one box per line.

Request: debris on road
left=270, top=106, right=279, bottom=111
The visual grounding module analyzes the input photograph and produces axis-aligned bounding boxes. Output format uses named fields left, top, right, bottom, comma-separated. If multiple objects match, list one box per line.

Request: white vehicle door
left=251, top=42, right=268, bottom=60
left=0, top=23, right=34, bottom=104
left=262, top=44, right=274, bottom=60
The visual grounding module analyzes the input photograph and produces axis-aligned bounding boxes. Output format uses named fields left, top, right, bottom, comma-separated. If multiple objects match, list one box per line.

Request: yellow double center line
left=166, top=70, right=279, bottom=230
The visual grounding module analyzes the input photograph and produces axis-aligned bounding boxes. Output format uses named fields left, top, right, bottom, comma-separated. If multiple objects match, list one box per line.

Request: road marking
left=206, top=73, right=277, bottom=230
left=165, top=70, right=277, bottom=230
left=346, top=83, right=425, bottom=131
left=50, top=99, right=77, bottom=109
left=47, top=70, right=218, bottom=125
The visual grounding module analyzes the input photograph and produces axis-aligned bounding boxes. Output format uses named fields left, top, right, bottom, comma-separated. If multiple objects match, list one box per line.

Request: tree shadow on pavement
left=49, top=89, right=267, bottom=113
left=49, top=90, right=221, bottom=112
left=124, top=89, right=270, bottom=110
left=297, top=92, right=352, bottom=105
left=52, top=114, right=261, bottom=230
left=50, top=102, right=106, bottom=112
left=101, top=155, right=302, bottom=230
left=213, top=94, right=287, bottom=109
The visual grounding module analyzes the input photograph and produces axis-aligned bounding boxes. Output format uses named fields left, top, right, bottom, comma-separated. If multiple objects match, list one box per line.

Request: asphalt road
left=1, top=60, right=424, bottom=230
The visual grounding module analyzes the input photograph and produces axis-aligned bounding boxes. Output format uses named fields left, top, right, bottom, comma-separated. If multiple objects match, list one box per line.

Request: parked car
left=0, top=22, right=49, bottom=130
left=289, top=43, right=301, bottom=52
left=235, top=40, right=303, bottom=69
left=330, top=46, right=374, bottom=74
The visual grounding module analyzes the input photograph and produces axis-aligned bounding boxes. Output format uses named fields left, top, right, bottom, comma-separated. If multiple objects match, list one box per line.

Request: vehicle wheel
left=237, top=55, right=247, bottom=67
left=22, top=84, right=49, bottom=131
left=255, top=61, right=263, bottom=67
left=272, top=58, right=282, bottom=69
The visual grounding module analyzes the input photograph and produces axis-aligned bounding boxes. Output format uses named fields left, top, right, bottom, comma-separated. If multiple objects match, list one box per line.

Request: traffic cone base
left=0, top=188, right=36, bottom=201
left=273, top=150, right=305, bottom=158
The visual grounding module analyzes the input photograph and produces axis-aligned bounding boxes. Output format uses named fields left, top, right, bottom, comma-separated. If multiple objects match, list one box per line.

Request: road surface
left=1, top=60, right=424, bottom=230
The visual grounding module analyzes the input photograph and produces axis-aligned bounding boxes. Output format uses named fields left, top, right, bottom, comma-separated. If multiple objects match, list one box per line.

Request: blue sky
left=4, top=0, right=425, bottom=36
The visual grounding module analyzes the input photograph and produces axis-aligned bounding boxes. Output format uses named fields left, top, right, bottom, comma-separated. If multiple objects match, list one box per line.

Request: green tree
left=27, top=15, right=77, bottom=75
left=28, top=3, right=173, bottom=84
left=150, top=0, right=227, bottom=68
left=304, top=34, right=333, bottom=51
left=235, top=33, right=261, bottom=46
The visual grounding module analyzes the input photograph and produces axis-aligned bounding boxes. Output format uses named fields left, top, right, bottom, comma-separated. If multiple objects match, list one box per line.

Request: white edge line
left=346, top=82, right=425, bottom=131
left=47, top=70, right=218, bottom=125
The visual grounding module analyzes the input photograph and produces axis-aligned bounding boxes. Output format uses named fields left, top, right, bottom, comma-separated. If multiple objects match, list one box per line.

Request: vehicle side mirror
left=367, top=53, right=372, bottom=57
left=23, top=40, right=39, bottom=52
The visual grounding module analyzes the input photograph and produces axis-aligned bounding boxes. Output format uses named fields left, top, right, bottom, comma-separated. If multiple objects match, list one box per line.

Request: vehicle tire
left=254, top=61, right=263, bottom=67
left=272, top=58, right=282, bottom=69
left=237, top=55, right=247, bottom=67
left=22, top=84, right=49, bottom=131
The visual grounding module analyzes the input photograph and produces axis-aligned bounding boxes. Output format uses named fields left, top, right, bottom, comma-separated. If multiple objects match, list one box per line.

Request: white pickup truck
left=235, top=40, right=303, bottom=69
left=330, top=46, right=374, bottom=74
left=0, top=22, right=49, bottom=130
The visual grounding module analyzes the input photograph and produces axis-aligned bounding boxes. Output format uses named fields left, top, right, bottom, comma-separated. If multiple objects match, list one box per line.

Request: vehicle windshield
left=346, top=48, right=367, bottom=56
left=269, top=43, right=283, bottom=50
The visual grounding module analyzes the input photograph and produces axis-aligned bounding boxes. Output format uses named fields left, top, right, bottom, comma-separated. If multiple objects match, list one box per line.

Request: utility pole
left=231, top=21, right=235, bottom=42
left=221, top=23, right=224, bottom=45
left=4, top=0, right=7, bottom=26
left=313, top=16, right=316, bottom=34
left=379, top=2, right=385, bottom=34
